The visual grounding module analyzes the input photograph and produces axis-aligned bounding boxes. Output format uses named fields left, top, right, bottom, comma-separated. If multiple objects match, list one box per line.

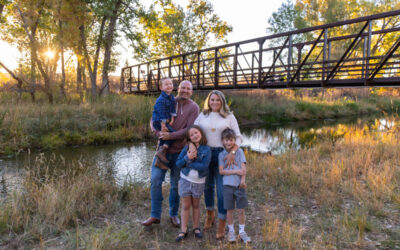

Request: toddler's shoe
left=228, top=231, right=236, bottom=243
left=156, top=146, right=169, bottom=163
left=154, top=157, right=169, bottom=170
left=239, top=231, right=251, bottom=243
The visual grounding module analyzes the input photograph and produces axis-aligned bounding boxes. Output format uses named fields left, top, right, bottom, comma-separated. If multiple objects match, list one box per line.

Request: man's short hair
left=179, top=80, right=193, bottom=89
left=221, top=128, right=236, bottom=140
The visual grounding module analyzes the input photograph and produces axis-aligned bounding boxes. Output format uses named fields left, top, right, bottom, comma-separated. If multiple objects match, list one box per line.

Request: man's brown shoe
left=170, top=216, right=180, bottom=227
left=155, top=157, right=169, bottom=170
left=156, top=146, right=169, bottom=163
left=141, top=217, right=160, bottom=227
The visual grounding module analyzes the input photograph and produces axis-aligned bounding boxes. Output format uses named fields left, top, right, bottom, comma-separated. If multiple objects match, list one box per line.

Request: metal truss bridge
left=120, top=10, right=400, bottom=94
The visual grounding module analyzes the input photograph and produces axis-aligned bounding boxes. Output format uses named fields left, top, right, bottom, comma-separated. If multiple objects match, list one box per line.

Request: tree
left=267, top=0, right=307, bottom=36
left=130, top=0, right=232, bottom=61
left=100, top=0, right=123, bottom=95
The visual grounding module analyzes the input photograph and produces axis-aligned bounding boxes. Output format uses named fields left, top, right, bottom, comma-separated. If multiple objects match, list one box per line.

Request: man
left=142, top=79, right=200, bottom=227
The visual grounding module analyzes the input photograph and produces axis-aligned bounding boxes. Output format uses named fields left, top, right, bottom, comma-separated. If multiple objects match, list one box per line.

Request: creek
left=0, top=115, right=393, bottom=195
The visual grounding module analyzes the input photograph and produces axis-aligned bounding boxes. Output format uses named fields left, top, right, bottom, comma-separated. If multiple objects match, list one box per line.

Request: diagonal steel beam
left=217, top=50, right=233, bottom=85
left=325, top=21, right=369, bottom=81
left=262, top=36, right=290, bottom=83
left=289, top=29, right=325, bottom=84
left=368, top=35, right=400, bottom=81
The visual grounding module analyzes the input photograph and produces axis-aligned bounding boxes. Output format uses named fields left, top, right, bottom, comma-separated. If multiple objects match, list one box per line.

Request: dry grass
left=1, top=117, right=400, bottom=249
left=246, top=118, right=400, bottom=248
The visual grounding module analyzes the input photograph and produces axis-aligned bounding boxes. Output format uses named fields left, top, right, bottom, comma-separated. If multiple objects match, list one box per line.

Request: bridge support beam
left=214, top=49, right=219, bottom=88
left=257, top=39, right=265, bottom=88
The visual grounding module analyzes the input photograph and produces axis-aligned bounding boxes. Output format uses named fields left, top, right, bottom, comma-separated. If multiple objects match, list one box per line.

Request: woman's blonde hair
left=202, top=90, right=231, bottom=118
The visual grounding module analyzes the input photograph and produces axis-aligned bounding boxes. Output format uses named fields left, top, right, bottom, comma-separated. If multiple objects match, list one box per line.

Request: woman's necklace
left=210, top=112, right=217, bottom=132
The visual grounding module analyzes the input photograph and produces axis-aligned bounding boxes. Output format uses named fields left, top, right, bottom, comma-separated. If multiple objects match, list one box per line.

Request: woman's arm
left=224, top=144, right=239, bottom=167
left=229, top=114, right=243, bottom=146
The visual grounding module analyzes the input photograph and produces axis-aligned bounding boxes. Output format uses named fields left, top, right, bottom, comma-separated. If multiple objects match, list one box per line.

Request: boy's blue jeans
left=204, top=147, right=226, bottom=220
left=153, top=120, right=175, bottom=147
left=150, top=153, right=180, bottom=219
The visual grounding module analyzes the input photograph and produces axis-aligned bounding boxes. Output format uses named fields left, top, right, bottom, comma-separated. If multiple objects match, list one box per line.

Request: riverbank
left=0, top=120, right=399, bottom=249
left=1, top=90, right=400, bottom=157
left=0, top=95, right=155, bottom=156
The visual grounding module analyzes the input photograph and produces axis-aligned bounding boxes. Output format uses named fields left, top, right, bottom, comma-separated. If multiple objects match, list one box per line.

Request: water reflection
left=242, top=128, right=300, bottom=154
left=0, top=142, right=157, bottom=192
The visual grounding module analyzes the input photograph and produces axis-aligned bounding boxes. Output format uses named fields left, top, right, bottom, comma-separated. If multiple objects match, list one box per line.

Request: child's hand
left=236, top=168, right=246, bottom=176
left=239, top=181, right=247, bottom=189
left=187, top=149, right=197, bottom=160
left=169, top=117, right=175, bottom=126
left=161, top=122, right=168, bottom=132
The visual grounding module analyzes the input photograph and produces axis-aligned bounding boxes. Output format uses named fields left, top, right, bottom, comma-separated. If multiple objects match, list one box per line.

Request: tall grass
left=0, top=154, right=148, bottom=247
left=2, top=90, right=400, bottom=156
left=1, top=117, right=399, bottom=248
left=227, top=90, right=400, bottom=124
left=0, top=94, right=154, bottom=156
left=248, top=118, right=400, bottom=248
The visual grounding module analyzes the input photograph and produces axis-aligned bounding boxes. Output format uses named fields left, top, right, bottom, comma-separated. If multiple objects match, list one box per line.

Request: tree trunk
left=0, top=61, right=25, bottom=103
left=80, top=15, right=107, bottom=99
left=76, top=55, right=83, bottom=101
left=0, top=3, right=4, bottom=18
left=29, top=44, right=36, bottom=102
left=59, top=19, right=67, bottom=100
left=100, top=0, right=122, bottom=96
left=16, top=4, right=53, bottom=103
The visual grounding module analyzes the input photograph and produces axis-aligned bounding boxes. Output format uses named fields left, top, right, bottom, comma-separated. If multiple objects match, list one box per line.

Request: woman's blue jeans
left=204, top=147, right=226, bottom=220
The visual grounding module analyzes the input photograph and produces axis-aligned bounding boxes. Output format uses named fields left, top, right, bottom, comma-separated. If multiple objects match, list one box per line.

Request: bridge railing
left=121, top=10, right=400, bottom=94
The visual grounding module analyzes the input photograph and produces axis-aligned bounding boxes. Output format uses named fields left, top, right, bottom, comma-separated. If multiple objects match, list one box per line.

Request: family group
left=141, top=78, right=251, bottom=244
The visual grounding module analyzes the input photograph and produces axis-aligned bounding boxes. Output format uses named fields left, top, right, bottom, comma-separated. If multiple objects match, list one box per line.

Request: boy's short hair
left=221, top=128, right=236, bottom=140
left=159, top=77, right=172, bottom=88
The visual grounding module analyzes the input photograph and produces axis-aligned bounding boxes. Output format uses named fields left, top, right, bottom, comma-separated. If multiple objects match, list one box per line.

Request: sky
left=0, top=0, right=285, bottom=74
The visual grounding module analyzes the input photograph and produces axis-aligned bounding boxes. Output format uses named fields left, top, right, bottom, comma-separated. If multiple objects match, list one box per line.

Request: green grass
left=2, top=90, right=400, bottom=157
left=0, top=94, right=154, bottom=156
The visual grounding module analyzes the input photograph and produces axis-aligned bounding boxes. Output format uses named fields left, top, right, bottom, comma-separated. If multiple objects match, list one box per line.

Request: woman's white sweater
left=194, top=111, right=242, bottom=148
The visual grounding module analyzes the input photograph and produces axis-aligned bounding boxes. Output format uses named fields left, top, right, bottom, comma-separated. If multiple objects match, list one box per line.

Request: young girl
left=175, top=125, right=211, bottom=242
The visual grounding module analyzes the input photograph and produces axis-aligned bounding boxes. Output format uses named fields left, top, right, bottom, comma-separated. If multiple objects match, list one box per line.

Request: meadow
left=0, top=116, right=399, bottom=249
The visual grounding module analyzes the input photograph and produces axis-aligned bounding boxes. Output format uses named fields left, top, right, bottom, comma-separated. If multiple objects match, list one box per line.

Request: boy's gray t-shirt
left=218, top=148, right=246, bottom=187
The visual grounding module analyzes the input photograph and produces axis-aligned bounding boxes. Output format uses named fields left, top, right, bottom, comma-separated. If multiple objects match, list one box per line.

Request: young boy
left=152, top=77, right=177, bottom=169
left=218, top=128, right=251, bottom=243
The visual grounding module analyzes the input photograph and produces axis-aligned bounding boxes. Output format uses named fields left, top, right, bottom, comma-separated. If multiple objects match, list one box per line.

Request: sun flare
left=45, top=49, right=55, bottom=59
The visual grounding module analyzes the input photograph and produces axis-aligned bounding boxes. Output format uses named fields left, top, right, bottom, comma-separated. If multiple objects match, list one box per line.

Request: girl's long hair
left=186, top=125, right=207, bottom=146
left=202, top=90, right=231, bottom=118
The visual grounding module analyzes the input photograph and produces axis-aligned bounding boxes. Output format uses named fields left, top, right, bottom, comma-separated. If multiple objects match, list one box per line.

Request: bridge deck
left=121, top=10, right=400, bottom=94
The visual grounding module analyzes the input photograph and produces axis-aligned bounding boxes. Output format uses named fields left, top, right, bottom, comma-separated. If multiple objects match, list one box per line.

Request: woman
left=194, top=90, right=242, bottom=239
